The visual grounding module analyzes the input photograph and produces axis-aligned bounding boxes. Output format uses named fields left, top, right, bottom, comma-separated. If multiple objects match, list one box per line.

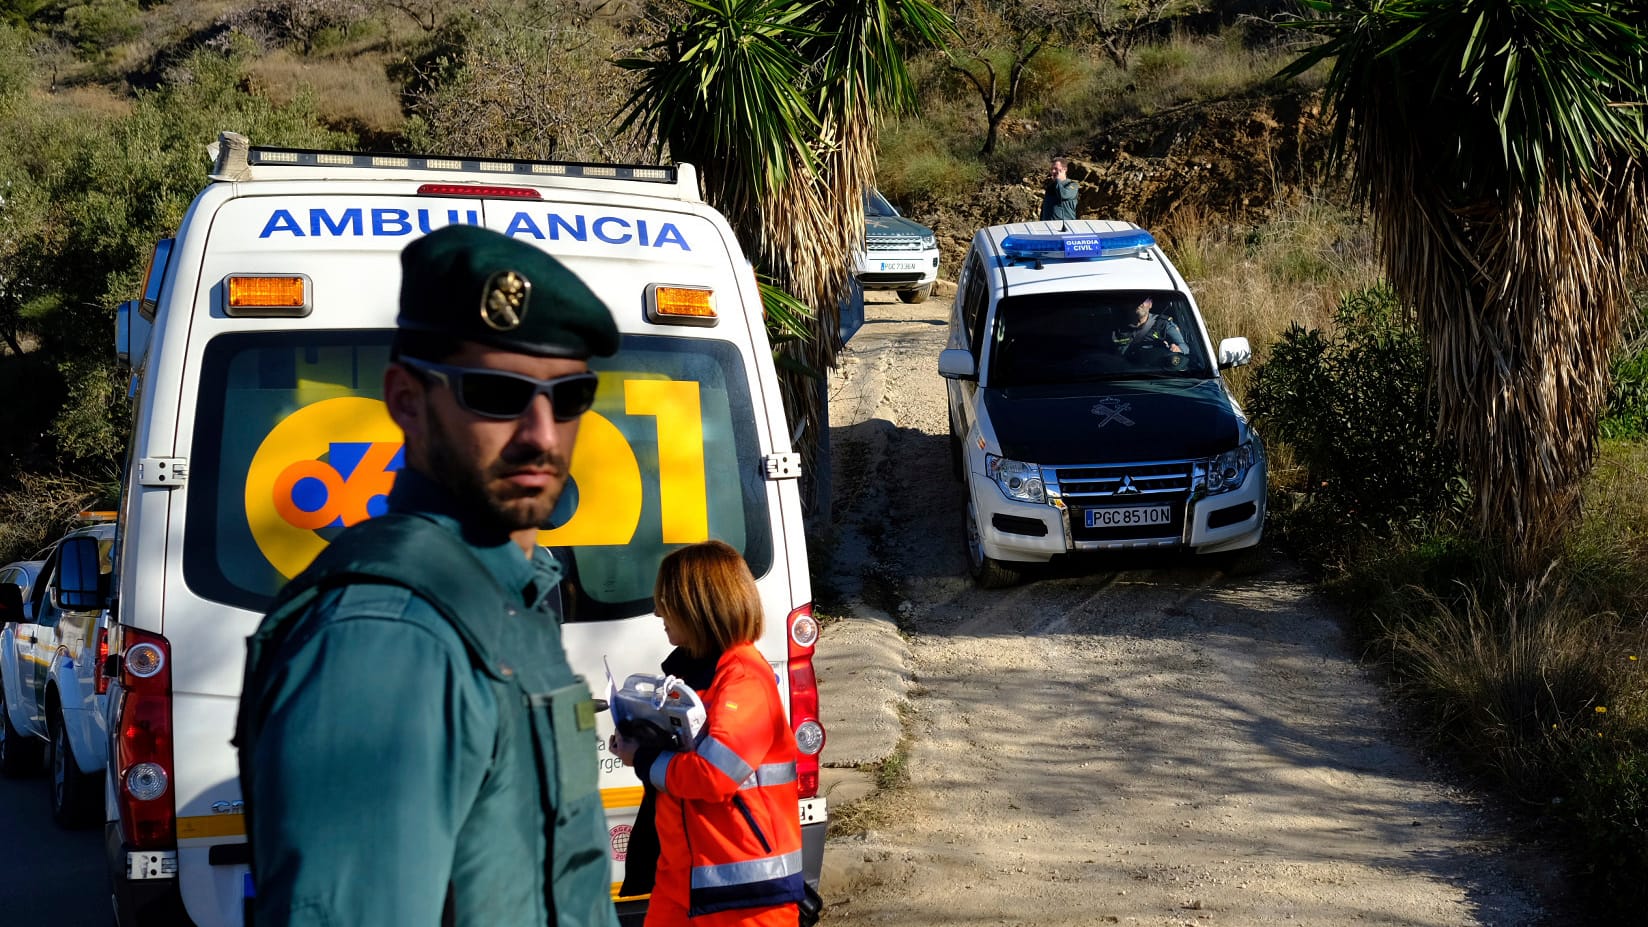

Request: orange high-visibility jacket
left=644, top=642, right=803, bottom=926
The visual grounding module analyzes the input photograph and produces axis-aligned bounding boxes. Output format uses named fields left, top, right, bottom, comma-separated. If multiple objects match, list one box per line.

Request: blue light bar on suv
left=1001, top=229, right=1156, bottom=260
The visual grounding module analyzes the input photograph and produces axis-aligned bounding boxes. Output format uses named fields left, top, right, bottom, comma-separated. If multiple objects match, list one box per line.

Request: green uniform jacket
left=238, top=469, right=618, bottom=927
left=1040, top=178, right=1078, bottom=221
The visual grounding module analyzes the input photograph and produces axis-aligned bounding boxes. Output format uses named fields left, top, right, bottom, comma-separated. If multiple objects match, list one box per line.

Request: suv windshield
left=989, top=290, right=1214, bottom=387
left=865, top=189, right=899, bottom=218
left=184, top=330, right=773, bottom=621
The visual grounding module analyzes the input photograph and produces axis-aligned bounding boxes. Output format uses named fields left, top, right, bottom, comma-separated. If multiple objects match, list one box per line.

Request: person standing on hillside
left=1040, top=156, right=1079, bottom=221
left=235, top=224, right=622, bottom=927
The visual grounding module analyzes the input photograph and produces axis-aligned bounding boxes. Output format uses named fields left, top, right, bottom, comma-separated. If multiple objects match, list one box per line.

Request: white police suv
left=938, top=220, right=1265, bottom=587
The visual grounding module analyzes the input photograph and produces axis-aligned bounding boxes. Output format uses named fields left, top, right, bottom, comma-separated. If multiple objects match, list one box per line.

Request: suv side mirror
left=0, top=583, right=23, bottom=625
left=1218, top=337, right=1252, bottom=370
left=938, top=348, right=978, bottom=380
left=54, top=535, right=108, bottom=612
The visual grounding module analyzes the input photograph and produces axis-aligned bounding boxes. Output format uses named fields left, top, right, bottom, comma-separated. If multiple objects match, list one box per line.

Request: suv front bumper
left=969, top=456, right=1266, bottom=562
left=853, top=248, right=940, bottom=290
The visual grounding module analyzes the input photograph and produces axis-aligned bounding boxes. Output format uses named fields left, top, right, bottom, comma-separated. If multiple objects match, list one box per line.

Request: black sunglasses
left=399, top=357, right=599, bottom=422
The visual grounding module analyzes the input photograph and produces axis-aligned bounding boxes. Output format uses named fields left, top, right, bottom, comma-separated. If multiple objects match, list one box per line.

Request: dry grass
left=1129, top=30, right=1296, bottom=113
left=247, top=50, right=406, bottom=135
left=1384, top=565, right=1648, bottom=793
left=31, top=84, right=135, bottom=121
left=1162, top=198, right=1381, bottom=366
left=1565, top=440, right=1648, bottom=616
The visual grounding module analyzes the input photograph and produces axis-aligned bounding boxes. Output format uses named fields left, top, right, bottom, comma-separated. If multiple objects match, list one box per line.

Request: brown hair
left=654, top=540, right=764, bottom=658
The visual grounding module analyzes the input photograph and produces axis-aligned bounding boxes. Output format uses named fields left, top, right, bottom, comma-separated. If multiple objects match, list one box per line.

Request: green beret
left=398, top=225, right=619, bottom=358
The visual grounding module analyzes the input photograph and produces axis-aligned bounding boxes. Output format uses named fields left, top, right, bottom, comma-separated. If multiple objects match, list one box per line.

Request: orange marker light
left=225, top=275, right=311, bottom=317
left=651, top=286, right=717, bottom=325
left=228, top=276, right=306, bottom=309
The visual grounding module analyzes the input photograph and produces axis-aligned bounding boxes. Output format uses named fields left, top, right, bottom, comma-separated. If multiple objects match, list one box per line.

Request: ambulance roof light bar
left=1000, top=229, right=1157, bottom=262
left=207, top=130, right=683, bottom=187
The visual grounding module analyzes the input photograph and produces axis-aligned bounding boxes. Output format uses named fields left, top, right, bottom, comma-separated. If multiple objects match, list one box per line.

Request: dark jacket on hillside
left=1041, top=178, right=1078, bottom=221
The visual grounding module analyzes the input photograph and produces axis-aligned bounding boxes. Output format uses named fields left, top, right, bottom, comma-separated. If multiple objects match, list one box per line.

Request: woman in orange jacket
left=611, top=540, right=805, bottom=927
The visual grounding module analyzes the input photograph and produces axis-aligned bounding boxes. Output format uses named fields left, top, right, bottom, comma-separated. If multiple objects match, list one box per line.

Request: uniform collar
left=388, top=467, right=564, bottom=608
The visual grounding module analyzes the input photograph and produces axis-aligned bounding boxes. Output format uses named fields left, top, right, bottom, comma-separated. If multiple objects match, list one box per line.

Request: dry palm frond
left=1283, top=0, right=1648, bottom=572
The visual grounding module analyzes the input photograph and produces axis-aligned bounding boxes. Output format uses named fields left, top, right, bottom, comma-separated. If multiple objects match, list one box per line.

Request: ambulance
left=62, top=132, right=828, bottom=926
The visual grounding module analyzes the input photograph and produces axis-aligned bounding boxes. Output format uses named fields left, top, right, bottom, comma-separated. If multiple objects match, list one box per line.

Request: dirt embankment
left=912, top=90, right=1344, bottom=271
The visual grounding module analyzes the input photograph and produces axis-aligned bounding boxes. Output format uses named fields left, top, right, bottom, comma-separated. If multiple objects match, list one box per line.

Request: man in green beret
left=236, top=223, right=622, bottom=927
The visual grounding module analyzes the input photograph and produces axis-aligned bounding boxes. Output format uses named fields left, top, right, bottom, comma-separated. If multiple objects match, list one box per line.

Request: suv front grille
left=1051, top=461, right=1194, bottom=542
left=866, top=234, right=926, bottom=251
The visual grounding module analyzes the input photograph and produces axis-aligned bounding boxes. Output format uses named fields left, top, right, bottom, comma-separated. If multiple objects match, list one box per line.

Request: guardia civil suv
left=938, top=220, right=1265, bottom=587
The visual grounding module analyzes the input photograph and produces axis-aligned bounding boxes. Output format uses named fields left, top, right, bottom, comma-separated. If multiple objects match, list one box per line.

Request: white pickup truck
left=0, top=517, right=117, bottom=827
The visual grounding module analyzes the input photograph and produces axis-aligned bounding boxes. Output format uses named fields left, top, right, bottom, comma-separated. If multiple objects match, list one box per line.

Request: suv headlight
left=1203, top=440, right=1258, bottom=494
left=920, top=233, right=937, bottom=250
left=986, top=455, right=1045, bottom=503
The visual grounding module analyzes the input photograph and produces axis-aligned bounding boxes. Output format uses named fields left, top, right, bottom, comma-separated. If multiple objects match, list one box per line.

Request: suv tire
left=964, top=499, right=1022, bottom=589
left=49, top=707, right=100, bottom=828
left=0, top=682, right=43, bottom=777
left=898, top=283, right=932, bottom=304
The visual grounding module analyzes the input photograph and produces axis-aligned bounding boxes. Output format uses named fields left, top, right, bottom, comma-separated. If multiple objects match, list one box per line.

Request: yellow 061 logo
left=244, top=377, right=710, bottom=579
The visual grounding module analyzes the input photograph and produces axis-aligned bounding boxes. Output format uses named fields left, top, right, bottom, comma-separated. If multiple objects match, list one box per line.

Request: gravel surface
left=814, top=291, right=1564, bottom=927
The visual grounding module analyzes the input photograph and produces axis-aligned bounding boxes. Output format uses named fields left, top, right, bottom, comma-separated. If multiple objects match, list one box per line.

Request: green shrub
left=1601, top=297, right=1648, bottom=439
left=58, top=0, right=142, bottom=60
left=1248, top=284, right=1466, bottom=556
left=1563, top=726, right=1648, bottom=919
left=0, top=22, right=30, bottom=99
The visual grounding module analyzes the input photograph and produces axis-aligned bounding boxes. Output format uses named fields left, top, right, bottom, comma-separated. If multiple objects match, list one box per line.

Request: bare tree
left=1078, top=0, right=1204, bottom=70
left=404, top=4, right=650, bottom=163
left=258, top=0, right=369, bottom=55
left=365, top=0, right=455, bottom=31
left=944, top=0, right=1051, bottom=157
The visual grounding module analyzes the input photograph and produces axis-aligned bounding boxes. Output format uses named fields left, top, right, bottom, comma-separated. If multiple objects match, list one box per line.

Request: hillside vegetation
left=2, top=0, right=1647, bottom=918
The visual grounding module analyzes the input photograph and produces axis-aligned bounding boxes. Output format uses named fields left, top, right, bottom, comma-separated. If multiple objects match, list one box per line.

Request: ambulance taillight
left=114, top=627, right=177, bottom=849
left=786, top=604, right=825, bottom=798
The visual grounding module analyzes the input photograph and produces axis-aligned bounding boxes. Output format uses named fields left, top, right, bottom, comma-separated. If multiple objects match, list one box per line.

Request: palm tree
left=617, top=0, right=954, bottom=518
left=1283, top=0, right=1648, bottom=571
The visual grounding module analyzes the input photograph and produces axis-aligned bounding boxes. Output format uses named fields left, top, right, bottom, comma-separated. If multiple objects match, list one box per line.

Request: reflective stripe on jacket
left=647, top=642, right=803, bottom=923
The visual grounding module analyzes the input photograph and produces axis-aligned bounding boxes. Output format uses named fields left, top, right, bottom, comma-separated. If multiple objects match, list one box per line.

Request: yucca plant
left=617, top=0, right=954, bottom=514
left=1283, top=0, right=1648, bottom=572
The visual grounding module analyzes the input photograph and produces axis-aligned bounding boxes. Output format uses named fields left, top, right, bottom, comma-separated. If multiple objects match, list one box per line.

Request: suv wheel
left=898, top=283, right=932, bottom=304
left=49, top=708, right=100, bottom=828
left=0, top=682, right=43, bottom=777
left=964, top=499, right=1022, bottom=589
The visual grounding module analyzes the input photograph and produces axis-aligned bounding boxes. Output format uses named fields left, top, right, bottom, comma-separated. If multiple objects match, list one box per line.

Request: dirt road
left=815, top=292, right=1559, bottom=926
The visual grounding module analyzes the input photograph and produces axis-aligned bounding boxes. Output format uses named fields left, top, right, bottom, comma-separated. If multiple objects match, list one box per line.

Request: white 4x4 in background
left=853, top=188, right=940, bottom=304
left=938, top=220, right=1265, bottom=587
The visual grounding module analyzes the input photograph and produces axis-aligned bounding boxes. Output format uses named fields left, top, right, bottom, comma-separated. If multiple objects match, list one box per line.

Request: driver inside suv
left=1110, top=297, right=1188, bottom=363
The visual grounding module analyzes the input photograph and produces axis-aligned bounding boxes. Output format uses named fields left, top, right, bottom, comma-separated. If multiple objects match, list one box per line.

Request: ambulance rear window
left=182, top=330, right=774, bottom=620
